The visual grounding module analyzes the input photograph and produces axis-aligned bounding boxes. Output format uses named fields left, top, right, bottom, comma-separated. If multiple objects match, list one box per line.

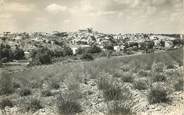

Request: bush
left=41, top=90, right=53, bottom=97
left=24, top=98, right=43, bottom=112
left=138, top=70, right=149, bottom=77
left=104, top=45, right=114, bottom=51
left=13, top=81, right=21, bottom=89
left=0, top=98, right=13, bottom=110
left=80, top=53, right=94, bottom=61
left=174, top=79, right=184, bottom=91
left=50, top=81, right=60, bottom=89
left=0, top=71, right=14, bottom=95
left=113, top=71, right=122, bottom=78
left=153, top=73, right=166, bottom=82
left=39, top=53, right=52, bottom=64
left=13, top=47, right=25, bottom=60
left=30, top=48, right=52, bottom=65
left=19, top=88, right=32, bottom=97
left=103, top=85, right=122, bottom=101
left=166, top=64, right=176, bottom=69
left=97, top=76, right=112, bottom=90
left=108, top=101, right=133, bottom=115
left=57, top=95, right=82, bottom=114
left=121, top=72, right=134, bottom=83
left=120, top=65, right=130, bottom=72
left=0, top=60, right=2, bottom=68
left=134, top=78, right=149, bottom=90
left=63, top=46, right=73, bottom=56
left=148, top=82, right=170, bottom=104
left=152, top=62, right=165, bottom=73
left=65, top=76, right=79, bottom=91
left=87, top=45, right=101, bottom=54
left=1, top=57, right=8, bottom=63
left=30, top=80, right=43, bottom=89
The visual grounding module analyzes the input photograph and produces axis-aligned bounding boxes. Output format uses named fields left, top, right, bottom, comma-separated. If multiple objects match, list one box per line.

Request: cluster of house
left=0, top=29, right=183, bottom=57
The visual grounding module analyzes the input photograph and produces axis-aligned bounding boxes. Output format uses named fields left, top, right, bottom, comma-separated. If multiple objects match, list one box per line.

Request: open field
left=0, top=47, right=183, bottom=115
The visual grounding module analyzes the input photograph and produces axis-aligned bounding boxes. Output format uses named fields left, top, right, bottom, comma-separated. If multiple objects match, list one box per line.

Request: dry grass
left=0, top=48, right=182, bottom=114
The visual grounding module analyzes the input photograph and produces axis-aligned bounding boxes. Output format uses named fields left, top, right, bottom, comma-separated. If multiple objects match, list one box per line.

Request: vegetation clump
left=19, top=88, right=32, bottom=97
left=148, top=82, right=171, bottom=104
left=134, top=78, right=149, bottom=90
left=41, top=90, right=53, bottom=97
left=57, top=95, right=82, bottom=114
left=0, top=98, right=13, bottom=110
left=152, top=73, right=167, bottom=82
left=121, top=72, right=134, bottom=83
left=0, top=71, right=14, bottom=95
left=97, top=74, right=112, bottom=90
left=24, top=98, right=43, bottom=112
left=174, top=79, right=184, bottom=91
left=80, top=53, right=94, bottom=61
left=108, top=101, right=133, bottom=115
left=103, top=85, right=123, bottom=101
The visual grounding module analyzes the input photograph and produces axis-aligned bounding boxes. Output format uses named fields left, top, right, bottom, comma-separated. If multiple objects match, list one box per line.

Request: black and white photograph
left=0, top=0, right=184, bottom=115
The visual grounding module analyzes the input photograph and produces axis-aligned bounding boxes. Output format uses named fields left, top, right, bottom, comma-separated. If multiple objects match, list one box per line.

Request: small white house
left=114, top=46, right=120, bottom=52
left=71, top=47, right=78, bottom=55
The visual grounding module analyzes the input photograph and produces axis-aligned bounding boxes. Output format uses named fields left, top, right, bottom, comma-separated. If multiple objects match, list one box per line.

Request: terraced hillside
left=0, top=47, right=183, bottom=115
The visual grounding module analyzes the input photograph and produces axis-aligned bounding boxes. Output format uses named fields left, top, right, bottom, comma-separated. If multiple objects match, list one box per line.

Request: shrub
left=0, top=71, right=14, bottom=95
left=30, top=80, right=42, bottom=89
left=104, top=45, right=114, bottom=51
left=41, top=90, right=53, bottom=97
left=66, top=90, right=82, bottom=101
left=120, top=65, right=130, bottom=72
left=13, top=47, right=25, bottom=60
left=134, top=78, right=149, bottom=90
left=0, top=60, right=2, bottom=68
left=97, top=76, right=112, bottom=90
left=1, top=57, right=8, bottom=63
left=87, top=45, right=101, bottom=54
left=39, top=53, right=52, bottom=64
left=103, top=85, right=122, bottom=101
left=57, top=95, right=82, bottom=114
left=153, top=73, right=166, bottom=82
left=121, top=72, right=134, bottom=83
left=113, top=70, right=122, bottom=78
left=13, top=81, right=21, bottom=89
left=148, top=82, right=171, bottom=104
left=24, top=98, right=43, bottom=112
left=174, top=79, right=184, bottom=91
left=152, top=62, right=165, bottom=73
left=63, top=46, right=73, bottom=56
left=30, top=48, right=52, bottom=65
left=138, top=70, right=149, bottom=77
left=108, top=101, right=133, bottom=115
left=19, top=88, right=32, bottom=97
left=166, top=64, right=176, bottom=69
left=76, top=47, right=85, bottom=55
left=0, top=98, right=13, bottom=110
left=80, top=53, right=94, bottom=61
left=65, top=76, right=79, bottom=91
left=50, top=81, right=60, bottom=89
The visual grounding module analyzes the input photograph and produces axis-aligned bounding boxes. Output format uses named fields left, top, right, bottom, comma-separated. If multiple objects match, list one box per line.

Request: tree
left=63, top=46, right=73, bottom=56
left=13, top=46, right=25, bottom=60
left=87, top=45, right=101, bottom=54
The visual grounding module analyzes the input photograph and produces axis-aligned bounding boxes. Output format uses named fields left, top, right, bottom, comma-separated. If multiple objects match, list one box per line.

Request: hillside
left=0, top=47, right=183, bottom=115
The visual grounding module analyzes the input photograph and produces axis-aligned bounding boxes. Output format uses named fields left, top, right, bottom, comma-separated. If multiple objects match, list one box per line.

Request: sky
left=0, top=0, right=184, bottom=33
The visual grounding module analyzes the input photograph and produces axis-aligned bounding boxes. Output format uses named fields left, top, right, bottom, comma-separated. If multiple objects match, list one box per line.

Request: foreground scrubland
left=0, top=48, right=183, bottom=115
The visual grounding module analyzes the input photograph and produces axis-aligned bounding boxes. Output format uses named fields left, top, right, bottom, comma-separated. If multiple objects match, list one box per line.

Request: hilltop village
left=0, top=28, right=183, bottom=65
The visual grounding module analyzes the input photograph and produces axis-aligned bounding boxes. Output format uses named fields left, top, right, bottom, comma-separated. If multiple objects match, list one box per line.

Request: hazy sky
left=0, top=0, right=183, bottom=33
